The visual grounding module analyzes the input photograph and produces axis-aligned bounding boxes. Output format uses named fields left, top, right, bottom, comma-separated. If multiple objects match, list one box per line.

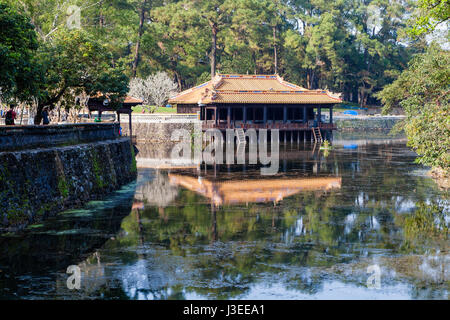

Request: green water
left=0, top=139, right=448, bottom=299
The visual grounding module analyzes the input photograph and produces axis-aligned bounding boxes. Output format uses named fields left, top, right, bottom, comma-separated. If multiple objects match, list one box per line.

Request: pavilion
left=168, top=74, right=342, bottom=141
left=87, top=95, right=143, bottom=138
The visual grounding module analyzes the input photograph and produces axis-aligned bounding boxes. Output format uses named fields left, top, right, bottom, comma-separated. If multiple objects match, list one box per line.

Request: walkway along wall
left=0, top=124, right=137, bottom=232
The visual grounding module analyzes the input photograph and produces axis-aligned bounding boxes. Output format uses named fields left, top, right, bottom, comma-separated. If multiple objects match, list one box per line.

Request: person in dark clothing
left=5, top=104, right=17, bottom=125
left=313, top=113, right=318, bottom=128
left=42, top=107, right=50, bottom=125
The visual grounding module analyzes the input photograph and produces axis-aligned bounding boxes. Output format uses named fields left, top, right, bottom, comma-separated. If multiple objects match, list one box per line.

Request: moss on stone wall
left=130, top=144, right=137, bottom=174
left=0, top=138, right=136, bottom=232
left=57, top=176, right=69, bottom=198
left=91, top=149, right=105, bottom=190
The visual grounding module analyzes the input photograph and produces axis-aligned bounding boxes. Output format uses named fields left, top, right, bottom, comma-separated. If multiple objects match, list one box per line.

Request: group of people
left=1, top=104, right=50, bottom=126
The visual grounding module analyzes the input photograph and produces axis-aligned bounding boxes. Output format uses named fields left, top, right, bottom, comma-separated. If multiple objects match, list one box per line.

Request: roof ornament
left=211, top=90, right=218, bottom=100
left=198, top=88, right=210, bottom=106
left=326, top=90, right=343, bottom=100
left=212, top=74, right=223, bottom=89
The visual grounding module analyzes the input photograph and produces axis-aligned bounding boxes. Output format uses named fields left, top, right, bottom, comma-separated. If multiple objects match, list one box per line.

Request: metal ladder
left=236, top=128, right=246, bottom=145
left=312, top=127, right=323, bottom=143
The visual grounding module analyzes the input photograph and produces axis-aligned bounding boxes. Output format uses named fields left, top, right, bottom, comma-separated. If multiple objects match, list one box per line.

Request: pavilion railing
left=202, top=122, right=337, bottom=130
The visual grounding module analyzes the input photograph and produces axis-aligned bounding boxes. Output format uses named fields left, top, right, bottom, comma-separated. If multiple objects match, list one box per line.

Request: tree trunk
left=210, top=21, right=217, bottom=80
left=307, top=69, right=315, bottom=89
left=99, top=0, right=104, bottom=28
left=132, top=1, right=147, bottom=77
left=174, top=70, right=182, bottom=90
left=34, top=104, right=44, bottom=125
left=19, top=103, right=24, bottom=125
left=273, top=26, right=278, bottom=74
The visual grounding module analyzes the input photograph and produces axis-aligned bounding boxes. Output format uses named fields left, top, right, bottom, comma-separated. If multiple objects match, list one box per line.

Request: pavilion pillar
left=215, top=107, right=217, bottom=125
left=318, top=106, right=322, bottom=124
left=227, top=106, right=231, bottom=128
left=243, top=106, right=247, bottom=124
left=128, top=112, right=132, bottom=137
left=117, top=112, right=121, bottom=136
left=283, top=106, right=287, bottom=123
left=232, top=107, right=236, bottom=127
left=263, top=106, right=267, bottom=124
left=330, top=106, right=333, bottom=124
left=303, top=106, right=307, bottom=123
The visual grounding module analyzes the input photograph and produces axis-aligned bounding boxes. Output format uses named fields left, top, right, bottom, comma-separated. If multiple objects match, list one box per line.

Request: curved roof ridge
left=171, top=80, right=211, bottom=98
left=168, top=74, right=343, bottom=104
left=276, top=74, right=308, bottom=91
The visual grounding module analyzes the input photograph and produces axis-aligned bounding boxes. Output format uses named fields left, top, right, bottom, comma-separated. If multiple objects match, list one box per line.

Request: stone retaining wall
left=0, top=123, right=119, bottom=151
left=335, top=116, right=405, bottom=131
left=121, top=119, right=201, bottom=142
left=0, top=138, right=137, bottom=232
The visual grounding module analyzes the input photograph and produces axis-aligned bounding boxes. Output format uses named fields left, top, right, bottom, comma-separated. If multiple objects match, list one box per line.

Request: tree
left=2, top=0, right=424, bottom=105
left=377, top=44, right=449, bottom=174
left=0, top=1, right=39, bottom=103
left=33, top=29, right=129, bottom=124
left=409, top=0, right=450, bottom=37
left=130, top=0, right=164, bottom=77
left=129, top=72, right=178, bottom=108
left=151, top=1, right=211, bottom=88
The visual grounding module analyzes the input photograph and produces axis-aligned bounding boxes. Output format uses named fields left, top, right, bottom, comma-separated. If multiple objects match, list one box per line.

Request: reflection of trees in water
left=134, top=170, right=178, bottom=208
left=88, top=143, right=448, bottom=299
left=0, top=183, right=136, bottom=299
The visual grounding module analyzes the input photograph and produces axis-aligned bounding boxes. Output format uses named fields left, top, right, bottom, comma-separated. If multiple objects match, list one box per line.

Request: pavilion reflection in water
left=168, top=173, right=341, bottom=206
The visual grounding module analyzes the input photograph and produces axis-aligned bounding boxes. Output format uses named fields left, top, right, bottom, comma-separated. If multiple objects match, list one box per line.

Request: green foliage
left=33, top=29, right=129, bottom=121
left=57, top=176, right=69, bottom=198
left=409, top=0, right=450, bottom=37
left=377, top=44, right=450, bottom=173
left=0, top=1, right=39, bottom=102
left=130, top=144, right=137, bottom=174
left=2, top=0, right=442, bottom=110
left=145, top=0, right=418, bottom=104
left=403, top=202, right=449, bottom=241
left=91, top=150, right=105, bottom=189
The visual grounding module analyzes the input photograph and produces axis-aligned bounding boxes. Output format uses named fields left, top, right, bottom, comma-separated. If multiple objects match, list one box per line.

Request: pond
left=0, top=135, right=448, bottom=300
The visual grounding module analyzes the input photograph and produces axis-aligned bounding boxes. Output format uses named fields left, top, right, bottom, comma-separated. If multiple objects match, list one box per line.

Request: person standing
left=5, top=104, right=17, bottom=125
left=42, top=107, right=50, bottom=125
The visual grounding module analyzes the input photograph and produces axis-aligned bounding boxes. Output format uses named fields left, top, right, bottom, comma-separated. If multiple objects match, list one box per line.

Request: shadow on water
left=0, top=182, right=137, bottom=299
left=0, top=136, right=448, bottom=300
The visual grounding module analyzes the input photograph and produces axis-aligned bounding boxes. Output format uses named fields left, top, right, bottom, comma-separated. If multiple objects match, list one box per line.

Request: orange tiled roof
left=90, top=93, right=143, bottom=104
left=123, top=96, right=143, bottom=104
left=168, top=74, right=342, bottom=105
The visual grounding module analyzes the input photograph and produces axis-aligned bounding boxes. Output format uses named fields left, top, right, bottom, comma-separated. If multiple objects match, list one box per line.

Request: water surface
left=0, top=137, right=448, bottom=300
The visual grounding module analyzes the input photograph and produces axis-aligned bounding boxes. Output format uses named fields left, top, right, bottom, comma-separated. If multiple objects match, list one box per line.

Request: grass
left=132, top=105, right=177, bottom=114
